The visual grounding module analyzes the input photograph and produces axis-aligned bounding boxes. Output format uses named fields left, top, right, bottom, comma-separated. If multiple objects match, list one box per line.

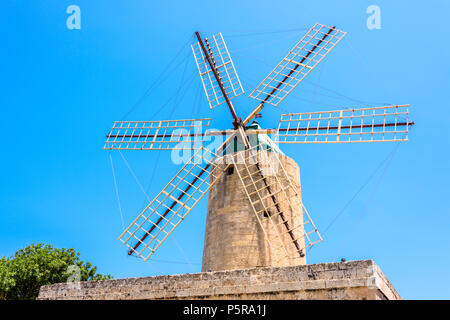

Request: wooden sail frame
left=118, top=147, right=228, bottom=261
left=276, top=105, right=411, bottom=144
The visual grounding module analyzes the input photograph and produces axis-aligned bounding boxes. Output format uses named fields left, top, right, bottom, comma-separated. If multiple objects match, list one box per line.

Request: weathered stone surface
left=37, top=260, right=401, bottom=300
left=203, top=151, right=306, bottom=272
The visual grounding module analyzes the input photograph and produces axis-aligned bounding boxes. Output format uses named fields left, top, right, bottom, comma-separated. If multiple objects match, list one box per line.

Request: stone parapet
left=37, top=260, right=400, bottom=300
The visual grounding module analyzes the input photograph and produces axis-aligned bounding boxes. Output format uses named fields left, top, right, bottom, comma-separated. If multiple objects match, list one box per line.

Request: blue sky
left=1, top=1, right=449, bottom=299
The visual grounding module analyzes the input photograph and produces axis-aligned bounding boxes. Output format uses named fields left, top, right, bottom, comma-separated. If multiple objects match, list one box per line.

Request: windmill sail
left=230, top=144, right=322, bottom=263
left=192, top=33, right=244, bottom=109
left=118, top=147, right=227, bottom=261
left=249, top=23, right=346, bottom=107
left=104, top=118, right=211, bottom=150
left=275, top=105, right=412, bottom=144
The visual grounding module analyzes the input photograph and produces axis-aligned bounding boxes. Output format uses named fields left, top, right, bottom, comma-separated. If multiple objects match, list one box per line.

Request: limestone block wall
left=37, top=260, right=401, bottom=300
left=202, top=151, right=306, bottom=272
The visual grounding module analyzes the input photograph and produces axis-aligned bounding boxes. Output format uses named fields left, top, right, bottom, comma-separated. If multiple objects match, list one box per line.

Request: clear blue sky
left=1, top=1, right=449, bottom=299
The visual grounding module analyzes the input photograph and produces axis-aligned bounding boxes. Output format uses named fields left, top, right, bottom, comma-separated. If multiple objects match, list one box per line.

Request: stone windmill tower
left=202, top=122, right=309, bottom=272
left=103, top=23, right=414, bottom=272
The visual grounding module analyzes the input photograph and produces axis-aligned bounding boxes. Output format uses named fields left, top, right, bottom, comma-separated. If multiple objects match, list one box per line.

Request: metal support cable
left=109, top=153, right=125, bottom=230
left=344, top=37, right=395, bottom=99
left=120, top=36, right=192, bottom=120
left=118, top=150, right=195, bottom=268
left=224, top=27, right=309, bottom=38
left=333, top=141, right=402, bottom=259
left=235, top=49, right=391, bottom=108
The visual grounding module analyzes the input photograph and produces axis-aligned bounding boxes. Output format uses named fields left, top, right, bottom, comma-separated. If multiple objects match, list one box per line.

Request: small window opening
left=227, top=166, right=234, bottom=176
left=263, top=210, right=271, bottom=218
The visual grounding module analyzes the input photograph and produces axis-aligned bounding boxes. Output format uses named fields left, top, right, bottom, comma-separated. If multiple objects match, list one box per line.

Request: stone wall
left=37, top=260, right=401, bottom=300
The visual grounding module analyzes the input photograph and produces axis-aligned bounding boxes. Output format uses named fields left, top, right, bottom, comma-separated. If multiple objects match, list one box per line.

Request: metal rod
left=242, top=26, right=336, bottom=129
left=129, top=163, right=212, bottom=255
left=243, top=102, right=264, bottom=126
left=240, top=131, right=305, bottom=258
left=262, top=26, right=336, bottom=104
left=278, top=121, right=415, bottom=132
left=108, top=134, right=210, bottom=139
left=106, top=129, right=275, bottom=139
left=255, top=160, right=304, bottom=257
left=195, top=31, right=242, bottom=129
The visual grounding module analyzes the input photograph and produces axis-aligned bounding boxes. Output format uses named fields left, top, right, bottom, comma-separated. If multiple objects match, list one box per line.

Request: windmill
left=104, top=23, right=414, bottom=271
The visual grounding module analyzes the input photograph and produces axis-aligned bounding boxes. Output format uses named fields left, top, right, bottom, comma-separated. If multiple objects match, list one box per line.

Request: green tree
left=0, top=243, right=112, bottom=300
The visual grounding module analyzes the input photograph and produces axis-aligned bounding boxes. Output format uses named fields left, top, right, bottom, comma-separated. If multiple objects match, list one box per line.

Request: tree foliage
left=0, top=243, right=112, bottom=300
